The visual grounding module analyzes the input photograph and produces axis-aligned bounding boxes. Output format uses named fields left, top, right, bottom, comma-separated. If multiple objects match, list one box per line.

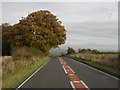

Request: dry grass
left=68, top=53, right=120, bottom=78
left=2, top=47, right=45, bottom=75
left=70, top=53, right=119, bottom=69
left=2, top=47, right=49, bottom=88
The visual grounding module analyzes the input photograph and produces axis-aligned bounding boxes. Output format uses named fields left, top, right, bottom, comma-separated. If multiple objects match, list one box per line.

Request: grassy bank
left=2, top=47, right=50, bottom=88
left=67, top=54, right=120, bottom=78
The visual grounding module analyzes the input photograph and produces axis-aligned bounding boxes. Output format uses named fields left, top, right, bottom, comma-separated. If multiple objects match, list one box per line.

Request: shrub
left=12, top=47, right=31, bottom=61
left=12, top=47, right=44, bottom=61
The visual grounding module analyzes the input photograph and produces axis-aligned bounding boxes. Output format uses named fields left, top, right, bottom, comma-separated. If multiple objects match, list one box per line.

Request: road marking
left=62, top=61, right=66, bottom=65
left=16, top=59, right=50, bottom=90
left=58, top=57, right=89, bottom=90
left=60, top=61, right=63, bottom=64
left=62, top=66, right=67, bottom=74
left=73, top=81, right=80, bottom=83
left=63, top=61, right=66, bottom=64
left=81, top=80, right=89, bottom=89
left=70, top=58, right=119, bottom=80
left=68, top=74, right=80, bottom=81
left=70, top=81, right=76, bottom=90
left=68, top=66, right=75, bottom=73
left=72, top=81, right=87, bottom=89
left=69, top=74, right=74, bottom=75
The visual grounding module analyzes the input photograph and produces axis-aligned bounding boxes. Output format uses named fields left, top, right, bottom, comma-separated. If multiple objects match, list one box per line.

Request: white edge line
left=16, top=59, right=50, bottom=90
left=80, top=80, right=89, bottom=89
left=68, top=66, right=75, bottom=73
left=62, top=66, right=67, bottom=74
left=70, top=58, right=119, bottom=80
left=70, top=81, right=76, bottom=90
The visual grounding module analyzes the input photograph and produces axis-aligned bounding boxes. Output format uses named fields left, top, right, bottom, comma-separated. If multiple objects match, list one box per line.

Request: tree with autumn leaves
left=8, top=10, right=66, bottom=53
left=2, top=24, right=12, bottom=55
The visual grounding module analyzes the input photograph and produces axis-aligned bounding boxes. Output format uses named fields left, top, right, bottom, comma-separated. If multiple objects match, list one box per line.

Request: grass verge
left=2, top=56, right=50, bottom=89
left=66, top=56, right=120, bottom=79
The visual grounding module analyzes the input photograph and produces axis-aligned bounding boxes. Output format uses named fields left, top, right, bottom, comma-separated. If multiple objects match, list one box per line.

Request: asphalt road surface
left=18, top=57, right=119, bottom=89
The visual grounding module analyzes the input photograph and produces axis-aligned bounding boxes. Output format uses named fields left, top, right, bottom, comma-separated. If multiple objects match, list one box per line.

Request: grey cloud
left=65, top=21, right=117, bottom=39
left=2, top=2, right=118, bottom=52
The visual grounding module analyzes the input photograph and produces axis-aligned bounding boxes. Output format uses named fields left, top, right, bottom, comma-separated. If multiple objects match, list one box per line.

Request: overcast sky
left=2, top=2, right=118, bottom=52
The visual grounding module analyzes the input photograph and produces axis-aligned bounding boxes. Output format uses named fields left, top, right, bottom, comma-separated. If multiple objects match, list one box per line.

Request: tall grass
left=69, top=53, right=119, bottom=69
left=68, top=53, right=120, bottom=78
left=3, top=47, right=45, bottom=74
left=2, top=47, right=49, bottom=88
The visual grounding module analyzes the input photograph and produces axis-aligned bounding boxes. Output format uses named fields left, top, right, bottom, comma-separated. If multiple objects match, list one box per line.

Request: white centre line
left=70, top=81, right=76, bottom=90
left=80, top=80, right=89, bottom=89
left=59, top=57, right=89, bottom=90
left=68, top=66, right=75, bottom=73
left=62, top=66, right=67, bottom=74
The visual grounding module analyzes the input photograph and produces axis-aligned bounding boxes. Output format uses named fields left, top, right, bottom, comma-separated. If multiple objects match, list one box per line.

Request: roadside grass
left=2, top=56, right=49, bottom=89
left=68, top=53, right=119, bottom=68
left=67, top=55, right=120, bottom=79
left=2, top=47, right=50, bottom=89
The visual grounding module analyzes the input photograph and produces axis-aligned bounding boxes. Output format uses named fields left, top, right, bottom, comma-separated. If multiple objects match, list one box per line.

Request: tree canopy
left=2, top=24, right=12, bottom=56
left=8, top=10, right=66, bottom=52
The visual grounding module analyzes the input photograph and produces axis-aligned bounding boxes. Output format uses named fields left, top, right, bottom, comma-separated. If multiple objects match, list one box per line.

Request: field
left=67, top=53, right=120, bottom=78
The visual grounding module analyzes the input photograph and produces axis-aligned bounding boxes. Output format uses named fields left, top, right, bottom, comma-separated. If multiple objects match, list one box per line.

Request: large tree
left=8, top=10, right=66, bottom=52
left=2, top=24, right=12, bottom=56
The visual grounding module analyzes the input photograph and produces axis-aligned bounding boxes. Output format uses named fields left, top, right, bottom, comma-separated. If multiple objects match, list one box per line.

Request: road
left=17, top=57, right=119, bottom=89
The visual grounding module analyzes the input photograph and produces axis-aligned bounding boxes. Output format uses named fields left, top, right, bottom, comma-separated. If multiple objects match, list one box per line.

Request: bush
left=27, top=47, right=44, bottom=56
left=12, top=47, right=44, bottom=61
left=12, top=47, right=31, bottom=61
